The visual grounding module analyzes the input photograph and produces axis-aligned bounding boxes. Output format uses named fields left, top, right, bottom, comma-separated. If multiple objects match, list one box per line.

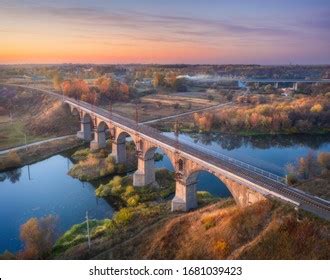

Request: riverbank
left=0, top=135, right=84, bottom=171
left=151, top=94, right=330, bottom=136
left=152, top=120, right=330, bottom=136
left=0, top=86, right=80, bottom=151
left=52, top=170, right=220, bottom=259
left=52, top=197, right=330, bottom=260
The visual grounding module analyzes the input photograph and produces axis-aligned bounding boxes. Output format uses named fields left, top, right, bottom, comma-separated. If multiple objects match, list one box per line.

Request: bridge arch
left=185, top=169, right=232, bottom=199
left=143, top=145, right=176, bottom=172
left=183, top=168, right=266, bottom=208
left=111, top=130, right=137, bottom=166
left=71, top=107, right=80, bottom=117
left=116, top=130, right=136, bottom=146
left=62, top=103, right=80, bottom=128
left=97, top=121, right=110, bottom=133
left=90, top=120, right=111, bottom=150
left=133, top=145, right=177, bottom=187
left=82, top=112, right=93, bottom=125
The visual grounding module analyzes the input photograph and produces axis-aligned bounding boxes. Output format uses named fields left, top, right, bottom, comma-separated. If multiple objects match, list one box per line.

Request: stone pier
left=77, top=119, right=92, bottom=141
left=111, top=139, right=126, bottom=164
left=133, top=154, right=156, bottom=186
left=171, top=178, right=198, bottom=212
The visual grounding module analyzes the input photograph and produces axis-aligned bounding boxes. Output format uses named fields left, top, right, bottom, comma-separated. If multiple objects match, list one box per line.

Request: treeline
left=57, top=76, right=131, bottom=105
left=194, top=95, right=330, bottom=134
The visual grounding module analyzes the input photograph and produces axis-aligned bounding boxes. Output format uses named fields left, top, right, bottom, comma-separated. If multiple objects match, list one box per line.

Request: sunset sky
left=0, top=0, right=329, bottom=64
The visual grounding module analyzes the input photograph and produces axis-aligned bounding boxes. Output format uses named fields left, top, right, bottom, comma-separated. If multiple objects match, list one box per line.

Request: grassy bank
left=0, top=120, right=48, bottom=150
left=52, top=169, right=219, bottom=259
left=93, top=200, right=330, bottom=260
left=68, top=144, right=136, bottom=181
left=0, top=136, right=83, bottom=171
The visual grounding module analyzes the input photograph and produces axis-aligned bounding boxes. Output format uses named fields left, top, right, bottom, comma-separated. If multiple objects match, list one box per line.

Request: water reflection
left=162, top=132, right=330, bottom=177
left=0, top=169, right=22, bottom=183
left=0, top=154, right=113, bottom=254
left=188, top=133, right=330, bottom=150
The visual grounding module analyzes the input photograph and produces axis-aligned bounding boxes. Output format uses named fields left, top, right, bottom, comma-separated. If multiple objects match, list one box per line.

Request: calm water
left=0, top=132, right=329, bottom=254
left=155, top=132, right=330, bottom=197
left=0, top=155, right=113, bottom=254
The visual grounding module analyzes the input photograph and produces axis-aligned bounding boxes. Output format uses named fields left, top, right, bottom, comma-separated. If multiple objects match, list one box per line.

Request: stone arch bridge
left=2, top=84, right=329, bottom=220
left=65, top=98, right=330, bottom=219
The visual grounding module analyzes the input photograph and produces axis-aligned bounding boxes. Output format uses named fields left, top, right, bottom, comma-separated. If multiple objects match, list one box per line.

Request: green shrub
left=99, top=168, right=108, bottom=177
left=116, top=163, right=127, bottom=173
left=96, top=184, right=112, bottom=197
left=111, top=184, right=123, bottom=195
left=72, top=148, right=90, bottom=160
left=197, top=191, right=218, bottom=204
left=127, top=195, right=140, bottom=207
left=98, top=149, right=109, bottom=158
left=113, top=208, right=133, bottom=225
left=201, top=215, right=216, bottom=230
left=54, top=219, right=113, bottom=253
left=111, top=176, right=122, bottom=187
left=125, top=185, right=135, bottom=197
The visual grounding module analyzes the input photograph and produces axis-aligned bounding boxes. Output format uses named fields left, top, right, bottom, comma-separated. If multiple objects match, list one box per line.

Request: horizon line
left=1, top=63, right=330, bottom=67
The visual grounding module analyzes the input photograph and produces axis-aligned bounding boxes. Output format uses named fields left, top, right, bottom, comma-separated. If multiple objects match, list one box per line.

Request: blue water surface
left=0, top=155, right=113, bottom=253
left=1, top=132, right=329, bottom=254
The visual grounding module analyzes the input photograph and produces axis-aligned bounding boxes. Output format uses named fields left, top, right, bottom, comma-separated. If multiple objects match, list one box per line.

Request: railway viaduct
left=1, top=83, right=329, bottom=219
left=64, top=98, right=330, bottom=219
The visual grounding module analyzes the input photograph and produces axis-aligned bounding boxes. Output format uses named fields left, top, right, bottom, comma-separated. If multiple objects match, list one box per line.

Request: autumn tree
left=61, top=79, right=90, bottom=100
left=152, top=72, right=165, bottom=88
left=298, top=152, right=319, bottom=179
left=18, top=215, right=58, bottom=259
left=165, top=72, right=177, bottom=88
left=317, top=152, right=330, bottom=171
left=119, top=82, right=129, bottom=96
left=194, top=112, right=214, bottom=132
left=95, top=76, right=112, bottom=96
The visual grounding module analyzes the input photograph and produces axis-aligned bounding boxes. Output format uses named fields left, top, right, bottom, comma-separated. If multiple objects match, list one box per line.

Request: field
left=0, top=86, right=80, bottom=151
left=112, top=92, right=221, bottom=122
left=0, top=120, right=47, bottom=150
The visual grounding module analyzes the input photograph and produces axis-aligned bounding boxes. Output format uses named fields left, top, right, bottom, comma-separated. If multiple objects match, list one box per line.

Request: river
left=0, top=132, right=329, bottom=254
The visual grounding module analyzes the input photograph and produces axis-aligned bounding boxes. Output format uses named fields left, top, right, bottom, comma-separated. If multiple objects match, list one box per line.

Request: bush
left=214, top=240, right=229, bottom=257
left=127, top=195, right=140, bottom=207
left=116, top=163, right=127, bottom=173
left=318, top=152, right=330, bottom=170
left=201, top=215, right=216, bottom=230
left=124, top=185, right=135, bottom=197
left=95, top=183, right=112, bottom=197
left=310, top=104, right=323, bottom=113
left=19, top=215, right=58, bottom=259
left=72, top=148, right=90, bottom=160
left=287, top=173, right=298, bottom=185
left=113, top=208, right=133, bottom=225
left=54, top=219, right=114, bottom=253
left=111, top=184, right=123, bottom=195
left=111, top=176, right=122, bottom=187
